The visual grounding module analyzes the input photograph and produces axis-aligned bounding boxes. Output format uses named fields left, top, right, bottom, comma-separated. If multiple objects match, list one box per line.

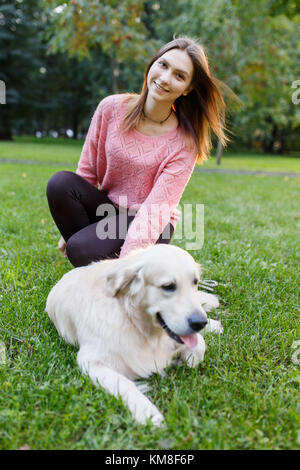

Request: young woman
left=46, top=36, right=228, bottom=267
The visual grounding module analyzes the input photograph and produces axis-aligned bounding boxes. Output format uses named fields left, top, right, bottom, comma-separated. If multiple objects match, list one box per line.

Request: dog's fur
left=46, top=244, right=222, bottom=426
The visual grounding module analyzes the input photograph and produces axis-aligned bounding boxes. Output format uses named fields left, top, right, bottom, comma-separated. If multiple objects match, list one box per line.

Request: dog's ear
left=106, top=261, right=144, bottom=297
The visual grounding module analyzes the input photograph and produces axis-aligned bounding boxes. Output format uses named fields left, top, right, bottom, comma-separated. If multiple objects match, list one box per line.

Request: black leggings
left=46, top=171, right=174, bottom=267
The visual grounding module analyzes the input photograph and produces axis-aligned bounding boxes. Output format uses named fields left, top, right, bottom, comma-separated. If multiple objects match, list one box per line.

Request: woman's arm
left=76, top=97, right=112, bottom=187
left=119, top=151, right=197, bottom=257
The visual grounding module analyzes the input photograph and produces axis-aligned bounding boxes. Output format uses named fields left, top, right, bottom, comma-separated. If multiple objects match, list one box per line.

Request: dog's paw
left=197, top=291, right=220, bottom=312
left=150, top=411, right=165, bottom=427
left=205, top=319, right=223, bottom=334
left=135, top=404, right=164, bottom=427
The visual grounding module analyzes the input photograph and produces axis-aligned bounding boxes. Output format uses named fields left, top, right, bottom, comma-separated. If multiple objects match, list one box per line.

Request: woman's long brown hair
left=121, top=36, right=231, bottom=164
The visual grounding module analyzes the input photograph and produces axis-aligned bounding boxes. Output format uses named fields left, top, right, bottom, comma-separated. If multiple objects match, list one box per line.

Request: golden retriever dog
left=46, top=244, right=222, bottom=426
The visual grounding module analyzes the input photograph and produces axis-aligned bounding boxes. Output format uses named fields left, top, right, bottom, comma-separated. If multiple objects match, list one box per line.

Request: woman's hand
left=58, top=236, right=67, bottom=258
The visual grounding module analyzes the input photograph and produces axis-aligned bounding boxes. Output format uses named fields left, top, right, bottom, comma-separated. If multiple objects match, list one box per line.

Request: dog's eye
left=161, top=283, right=177, bottom=292
left=194, top=278, right=199, bottom=286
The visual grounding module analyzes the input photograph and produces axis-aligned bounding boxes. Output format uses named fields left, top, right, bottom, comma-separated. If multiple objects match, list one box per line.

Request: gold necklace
left=142, top=108, right=173, bottom=125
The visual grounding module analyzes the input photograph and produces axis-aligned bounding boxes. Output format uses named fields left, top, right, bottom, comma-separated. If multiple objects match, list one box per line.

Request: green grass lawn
left=0, top=138, right=299, bottom=450
left=1, top=136, right=300, bottom=173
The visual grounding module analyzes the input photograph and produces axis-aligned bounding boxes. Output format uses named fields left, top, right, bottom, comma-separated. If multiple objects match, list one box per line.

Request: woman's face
left=147, top=49, right=194, bottom=104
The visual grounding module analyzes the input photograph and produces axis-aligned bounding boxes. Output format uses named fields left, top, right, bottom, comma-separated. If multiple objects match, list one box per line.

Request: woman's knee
left=46, top=171, right=76, bottom=201
left=66, top=230, right=108, bottom=267
left=66, top=233, right=90, bottom=267
left=66, top=228, right=122, bottom=267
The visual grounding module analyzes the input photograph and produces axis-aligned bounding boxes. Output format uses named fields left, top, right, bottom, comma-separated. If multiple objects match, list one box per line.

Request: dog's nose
left=188, top=312, right=208, bottom=332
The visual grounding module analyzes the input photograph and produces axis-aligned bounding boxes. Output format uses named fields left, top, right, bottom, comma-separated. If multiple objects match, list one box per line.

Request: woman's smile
left=153, top=81, right=170, bottom=93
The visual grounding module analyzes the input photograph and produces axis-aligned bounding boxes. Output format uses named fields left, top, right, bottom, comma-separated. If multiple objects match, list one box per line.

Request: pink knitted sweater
left=76, top=94, right=197, bottom=257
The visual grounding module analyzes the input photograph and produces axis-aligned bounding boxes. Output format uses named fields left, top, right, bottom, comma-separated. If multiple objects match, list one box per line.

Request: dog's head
left=106, top=245, right=208, bottom=347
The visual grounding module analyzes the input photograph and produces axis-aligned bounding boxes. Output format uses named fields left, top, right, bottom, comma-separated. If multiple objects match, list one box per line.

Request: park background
left=0, top=0, right=299, bottom=451
left=1, top=0, right=300, bottom=155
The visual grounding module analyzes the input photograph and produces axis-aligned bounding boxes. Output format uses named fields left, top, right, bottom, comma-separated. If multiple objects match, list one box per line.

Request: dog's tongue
left=179, top=334, right=198, bottom=349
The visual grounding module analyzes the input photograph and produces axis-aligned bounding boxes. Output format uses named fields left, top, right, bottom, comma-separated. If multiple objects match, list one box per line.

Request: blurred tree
left=0, top=0, right=45, bottom=140
left=41, top=0, right=160, bottom=93
left=33, top=50, right=111, bottom=138
left=0, top=0, right=114, bottom=139
left=1, top=0, right=299, bottom=151
left=235, top=2, right=300, bottom=153
left=268, top=0, right=300, bottom=18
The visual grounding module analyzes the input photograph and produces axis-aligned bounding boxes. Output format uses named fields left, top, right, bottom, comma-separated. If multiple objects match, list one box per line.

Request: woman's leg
left=66, top=220, right=174, bottom=267
left=46, top=170, right=174, bottom=267
left=66, top=216, right=134, bottom=267
left=46, top=170, right=116, bottom=241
